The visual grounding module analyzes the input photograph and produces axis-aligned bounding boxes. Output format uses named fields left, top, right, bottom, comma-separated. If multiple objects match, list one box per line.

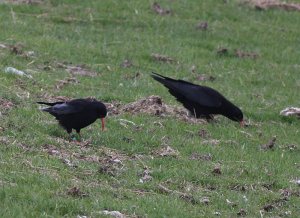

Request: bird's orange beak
left=240, top=120, right=245, bottom=127
left=101, top=118, right=105, bottom=131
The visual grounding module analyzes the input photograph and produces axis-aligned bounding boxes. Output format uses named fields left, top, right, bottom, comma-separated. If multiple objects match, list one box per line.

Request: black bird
left=37, top=98, right=107, bottom=138
left=151, top=72, right=244, bottom=126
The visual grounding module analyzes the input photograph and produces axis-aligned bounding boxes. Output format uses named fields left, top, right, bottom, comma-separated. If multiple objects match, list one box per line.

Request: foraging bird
left=37, top=98, right=107, bottom=139
left=151, top=72, right=244, bottom=125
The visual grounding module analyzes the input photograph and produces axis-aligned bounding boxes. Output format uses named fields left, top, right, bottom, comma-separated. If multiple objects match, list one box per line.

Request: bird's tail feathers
left=36, top=101, right=64, bottom=106
left=41, top=107, right=52, bottom=112
left=151, top=72, right=166, bottom=83
left=151, top=72, right=179, bottom=89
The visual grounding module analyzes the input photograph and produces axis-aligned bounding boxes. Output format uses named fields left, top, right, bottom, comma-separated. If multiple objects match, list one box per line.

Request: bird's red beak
left=101, top=118, right=105, bottom=131
left=240, top=120, right=245, bottom=127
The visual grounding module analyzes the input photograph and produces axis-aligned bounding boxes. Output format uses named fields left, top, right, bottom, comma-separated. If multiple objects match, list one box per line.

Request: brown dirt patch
left=139, top=168, right=153, bottom=183
left=195, top=74, right=216, bottom=81
left=66, top=187, right=88, bottom=198
left=57, top=62, right=97, bottom=77
left=98, top=147, right=128, bottom=177
left=217, top=47, right=259, bottom=59
left=152, top=145, right=179, bottom=157
left=151, top=53, right=177, bottom=64
left=235, top=49, right=259, bottom=59
left=55, top=77, right=79, bottom=90
left=0, top=42, right=35, bottom=58
left=152, top=2, right=171, bottom=15
left=37, top=94, right=71, bottom=102
left=261, top=197, right=288, bottom=212
left=0, top=98, right=14, bottom=114
left=212, top=165, right=222, bottom=175
left=237, top=208, right=247, bottom=216
left=105, top=95, right=207, bottom=124
left=260, top=136, right=276, bottom=150
left=0, top=136, right=11, bottom=145
left=157, top=184, right=200, bottom=205
left=4, top=0, right=43, bottom=4
left=189, top=152, right=212, bottom=161
left=217, top=47, right=229, bottom=55
left=198, top=129, right=211, bottom=139
left=120, top=59, right=133, bottom=68
left=244, top=0, right=300, bottom=11
left=196, top=21, right=208, bottom=30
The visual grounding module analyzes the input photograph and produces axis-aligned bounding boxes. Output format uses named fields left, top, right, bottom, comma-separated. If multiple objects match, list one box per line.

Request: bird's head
left=93, top=101, right=107, bottom=131
left=225, top=105, right=244, bottom=127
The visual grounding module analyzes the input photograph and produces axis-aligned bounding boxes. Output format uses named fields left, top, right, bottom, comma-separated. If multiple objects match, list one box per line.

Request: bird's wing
left=37, top=101, right=65, bottom=106
left=169, top=83, right=222, bottom=107
left=43, top=102, right=84, bottom=115
left=152, top=73, right=222, bottom=107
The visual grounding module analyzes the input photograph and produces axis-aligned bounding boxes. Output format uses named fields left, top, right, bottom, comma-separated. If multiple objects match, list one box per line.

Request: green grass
left=0, top=0, right=300, bottom=217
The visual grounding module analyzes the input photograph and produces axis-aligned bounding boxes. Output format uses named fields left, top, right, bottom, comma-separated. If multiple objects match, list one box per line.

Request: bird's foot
left=69, top=134, right=79, bottom=142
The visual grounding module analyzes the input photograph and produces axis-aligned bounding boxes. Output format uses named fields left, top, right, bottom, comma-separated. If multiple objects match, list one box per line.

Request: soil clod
left=152, top=2, right=171, bottom=15
left=67, top=187, right=88, bottom=198
left=151, top=53, right=176, bottom=64
left=261, top=136, right=276, bottom=150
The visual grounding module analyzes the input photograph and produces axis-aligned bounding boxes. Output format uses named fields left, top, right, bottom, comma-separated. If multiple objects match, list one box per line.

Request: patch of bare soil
left=8, top=43, right=24, bottom=55
left=225, top=199, right=238, bottom=207
left=280, top=144, right=298, bottom=151
left=261, top=197, right=288, bottom=212
left=217, top=47, right=259, bottom=59
left=66, top=187, right=88, bottom=198
left=151, top=53, right=177, bottom=64
left=235, top=49, right=259, bottom=59
left=4, top=0, right=43, bottom=4
left=212, top=165, right=222, bottom=175
left=189, top=66, right=216, bottom=81
left=43, top=144, right=79, bottom=168
left=37, top=94, right=71, bottom=102
left=152, top=145, right=179, bottom=157
left=237, top=208, right=247, bottom=216
left=157, top=184, right=200, bottom=205
left=195, top=74, right=216, bottom=81
left=196, top=21, right=208, bottom=30
left=229, top=184, right=251, bottom=192
left=98, top=210, right=127, bottom=218
left=260, top=136, right=276, bottom=150
left=122, top=72, right=141, bottom=80
left=280, top=188, right=300, bottom=198
left=98, top=147, right=128, bottom=177
left=217, top=47, right=229, bottom=56
left=0, top=98, right=14, bottom=114
left=120, top=59, right=133, bottom=68
left=56, top=62, right=97, bottom=77
left=105, top=95, right=206, bottom=124
left=202, top=139, right=221, bottom=146
left=55, top=77, right=79, bottom=90
left=0, top=136, right=11, bottom=145
left=189, top=152, right=212, bottom=161
left=43, top=142, right=128, bottom=175
left=138, top=168, right=153, bottom=183
left=0, top=42, right=35, bottom=58
left=152, top=2, right=171, bottom=15
left=243, top=0, right=300, bottom=11
left=198, top=129, right=211, bottom=139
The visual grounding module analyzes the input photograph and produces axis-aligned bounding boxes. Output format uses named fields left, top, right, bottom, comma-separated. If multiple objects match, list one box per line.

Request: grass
left=0, top=0, right=300, bottom=217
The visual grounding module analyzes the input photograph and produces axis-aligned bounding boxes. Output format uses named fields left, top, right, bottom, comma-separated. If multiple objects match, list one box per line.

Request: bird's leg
left=205, top=115, right=215, bottom=123
left=67, top=129, right=77, bottom=141
left=76, top=130, right=82, bottom=142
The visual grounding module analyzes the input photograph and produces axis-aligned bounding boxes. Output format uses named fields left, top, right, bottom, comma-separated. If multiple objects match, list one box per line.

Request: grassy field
left=0, top=0, right=299, bottom=217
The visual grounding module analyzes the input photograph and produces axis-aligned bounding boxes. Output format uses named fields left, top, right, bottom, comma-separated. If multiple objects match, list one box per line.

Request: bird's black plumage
left=151, top=72, right=244, bottom=123
left=37, top=98, right=107, bottom=135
